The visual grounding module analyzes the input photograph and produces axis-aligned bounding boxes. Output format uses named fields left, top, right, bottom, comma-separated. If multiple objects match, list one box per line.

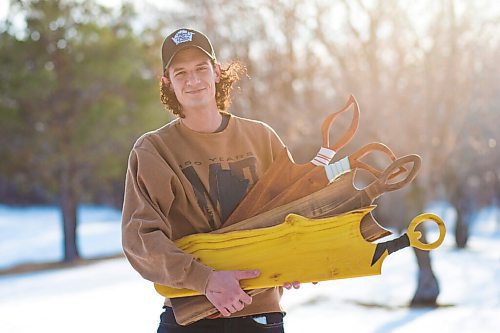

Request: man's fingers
left=217, top=305, right=231, bottom=317
left=284, top=281, right=301, bottom=289
left=239, top=292, right=253, bottom=305
left=232, top=301, right=245, bottom=312
left=205, top=270, right=257, bottom=316
left=234, top=270, right=260, bottom=280
left=222, top=299, right=244, bottom=315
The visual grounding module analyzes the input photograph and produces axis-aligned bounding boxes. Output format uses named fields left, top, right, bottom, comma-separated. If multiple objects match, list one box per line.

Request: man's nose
left=186, top=71, right=200, bottom=85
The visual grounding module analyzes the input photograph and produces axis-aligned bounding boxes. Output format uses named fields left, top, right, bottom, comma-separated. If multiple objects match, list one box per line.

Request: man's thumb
left=234, top=270, right=260, bottom=280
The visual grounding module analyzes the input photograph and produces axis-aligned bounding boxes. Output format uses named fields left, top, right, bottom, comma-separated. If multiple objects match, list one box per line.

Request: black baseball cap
left=161, top=28, right=216, bottom=73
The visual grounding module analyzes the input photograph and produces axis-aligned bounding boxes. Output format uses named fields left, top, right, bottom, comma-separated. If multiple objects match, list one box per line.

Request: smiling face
left=167, top=47, right=221, bottom=116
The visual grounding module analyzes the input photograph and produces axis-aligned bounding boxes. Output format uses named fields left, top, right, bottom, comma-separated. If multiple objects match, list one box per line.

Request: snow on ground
left=0, top=204, right=122, bottom=269
left=0, top=204, right=499, bottom=332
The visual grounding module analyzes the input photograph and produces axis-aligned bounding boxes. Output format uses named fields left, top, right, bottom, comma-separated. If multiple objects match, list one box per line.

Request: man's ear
left=161, top=75, right=169, bottom=87
left=214, top=63, right=221, bottom=83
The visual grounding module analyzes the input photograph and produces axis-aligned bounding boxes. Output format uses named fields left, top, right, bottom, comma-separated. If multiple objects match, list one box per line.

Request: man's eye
left=197, top=66, right=208, bottom=71
left=174, top=71, right=185, bottom=77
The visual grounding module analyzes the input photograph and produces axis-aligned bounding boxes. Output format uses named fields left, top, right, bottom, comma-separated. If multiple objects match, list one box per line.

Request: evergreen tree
left=0, top=0, right=167, bottom=261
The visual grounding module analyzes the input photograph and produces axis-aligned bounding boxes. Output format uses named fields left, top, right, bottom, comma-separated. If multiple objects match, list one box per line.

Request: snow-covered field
left=0, top=204, right=122, bottom=269
left=0, top=204, right=499, bottom=332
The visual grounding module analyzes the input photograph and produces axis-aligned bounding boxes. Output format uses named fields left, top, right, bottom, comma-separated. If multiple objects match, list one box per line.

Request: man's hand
left=205, top=270, right=260, bottom=317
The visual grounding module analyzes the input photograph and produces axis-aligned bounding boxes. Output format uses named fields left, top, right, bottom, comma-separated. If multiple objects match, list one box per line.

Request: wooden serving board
left=156, top=207, right=445, bottom=298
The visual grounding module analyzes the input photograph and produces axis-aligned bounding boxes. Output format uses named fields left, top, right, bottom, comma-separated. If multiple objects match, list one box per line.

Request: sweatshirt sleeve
left=121, top=145, right=213, bottom=294
left=263, top=122, right=286, bottom=159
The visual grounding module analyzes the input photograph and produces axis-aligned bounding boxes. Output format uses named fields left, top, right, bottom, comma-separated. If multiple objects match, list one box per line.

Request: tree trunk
left=376, top=189, right=442, bottom=306
left=405, top=184, right=440, bottom=306
left=454, top=204, right=470, bottom=248
left=60, top=162, right=80, bottom=262
left=450, top=183, right=471, bottom=249
left=410, top=231, right=440, bottom=307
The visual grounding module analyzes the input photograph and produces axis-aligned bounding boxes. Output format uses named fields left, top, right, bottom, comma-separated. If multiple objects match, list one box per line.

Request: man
left=122, top=28, right=297, bottom=332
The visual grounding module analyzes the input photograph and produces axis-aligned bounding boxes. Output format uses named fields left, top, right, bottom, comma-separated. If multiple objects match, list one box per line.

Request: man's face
left=167, top=47, right=220, bottom=114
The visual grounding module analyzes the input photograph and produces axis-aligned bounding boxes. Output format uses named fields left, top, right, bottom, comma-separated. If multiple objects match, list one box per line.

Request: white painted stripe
left=311, top=147, right=336, bottom=166
left=340, top=156, right=350, bottom=171
left=324, top=157, right=351, bottom=183
left=325, top=164, right=335, bottom=181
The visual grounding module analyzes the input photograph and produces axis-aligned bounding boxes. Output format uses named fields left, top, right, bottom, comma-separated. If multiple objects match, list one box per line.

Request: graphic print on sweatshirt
left=181, top=153, right=258, bottom=228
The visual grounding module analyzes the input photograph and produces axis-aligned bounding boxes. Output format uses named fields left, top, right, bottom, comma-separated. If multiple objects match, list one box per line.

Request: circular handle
left=407, top=213, right=446, bottom=251
left=350, top=142, right=407, bottom=180
left=380, top=154, right=422, bottom=192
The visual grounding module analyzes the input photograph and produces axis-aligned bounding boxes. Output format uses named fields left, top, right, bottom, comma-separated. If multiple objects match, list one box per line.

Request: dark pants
left=157, top=306, right=285, bottom=333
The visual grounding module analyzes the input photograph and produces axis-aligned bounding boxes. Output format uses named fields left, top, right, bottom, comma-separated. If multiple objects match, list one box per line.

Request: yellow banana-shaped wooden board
left=155, top=206, right=446, bottom=298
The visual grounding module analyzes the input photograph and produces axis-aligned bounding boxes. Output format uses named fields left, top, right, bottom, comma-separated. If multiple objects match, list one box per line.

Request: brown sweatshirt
left=121, top=113, right=285, bottom=318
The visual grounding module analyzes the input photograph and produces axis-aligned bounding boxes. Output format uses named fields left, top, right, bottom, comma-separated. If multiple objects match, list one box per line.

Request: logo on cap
left=172, top=30, right=194, bottom=45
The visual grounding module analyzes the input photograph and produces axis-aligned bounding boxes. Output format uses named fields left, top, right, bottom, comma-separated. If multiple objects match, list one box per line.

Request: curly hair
left=160, top=60, right=246, bottom=118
